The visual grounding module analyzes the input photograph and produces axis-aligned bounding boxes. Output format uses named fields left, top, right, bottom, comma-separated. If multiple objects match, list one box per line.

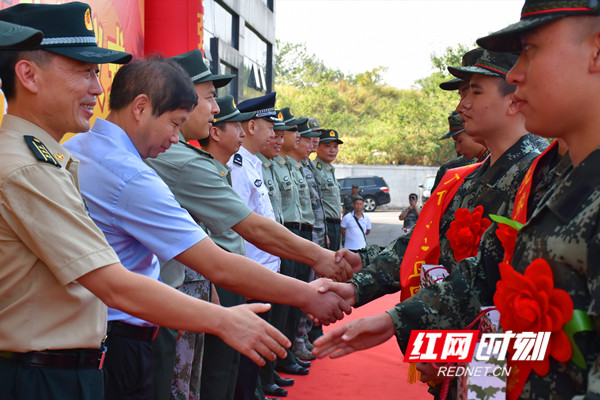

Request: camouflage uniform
left=385, top=143, right=572, bottom=399
left=302, top=158, right=327, bottom=248
left=432, top=155, right=478, bottom=192
left=504, top=147, right=600, bottom=399
left=350, top=134, right=541, bottom=306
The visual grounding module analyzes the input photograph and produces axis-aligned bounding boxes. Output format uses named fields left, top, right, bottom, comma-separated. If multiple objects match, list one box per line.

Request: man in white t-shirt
left=340, top=196, right=371, bottom=252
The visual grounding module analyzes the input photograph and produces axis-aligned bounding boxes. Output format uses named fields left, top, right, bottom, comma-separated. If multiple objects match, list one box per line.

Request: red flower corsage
left=494, top=259, right=573, bottom=400
left=446, top=205, right=491, bottom=261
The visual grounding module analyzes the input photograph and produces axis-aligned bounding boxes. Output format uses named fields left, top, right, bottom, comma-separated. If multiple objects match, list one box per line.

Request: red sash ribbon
left=399, top=161, right=483, bottom=301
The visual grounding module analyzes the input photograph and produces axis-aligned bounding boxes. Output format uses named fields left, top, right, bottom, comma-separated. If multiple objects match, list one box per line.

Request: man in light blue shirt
left=65, top=57, right=351, bottom=400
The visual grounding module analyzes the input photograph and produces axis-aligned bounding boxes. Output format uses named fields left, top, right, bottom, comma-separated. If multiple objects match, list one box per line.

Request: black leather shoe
left=276, top=362, right=309, bottom=375
left=274, top=372, right=294, bottom=387
left=295, top=358, right=311, bottom=368
left=262, top=384, right=287, bottom=397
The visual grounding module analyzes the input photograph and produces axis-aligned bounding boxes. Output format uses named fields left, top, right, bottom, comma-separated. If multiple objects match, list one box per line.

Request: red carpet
left=277, top=293, right=430, bottom=399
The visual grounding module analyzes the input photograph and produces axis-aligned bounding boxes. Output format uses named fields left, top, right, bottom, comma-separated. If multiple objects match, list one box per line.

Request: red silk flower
left=494, top=259, right=574, bottom=400
left=496, top=223, right=518, bottom=263
left=446, top=205, right=491, bottom=261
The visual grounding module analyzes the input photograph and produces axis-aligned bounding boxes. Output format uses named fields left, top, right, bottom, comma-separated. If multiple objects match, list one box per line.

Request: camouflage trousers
left=170, top=278, right=211, bottom=400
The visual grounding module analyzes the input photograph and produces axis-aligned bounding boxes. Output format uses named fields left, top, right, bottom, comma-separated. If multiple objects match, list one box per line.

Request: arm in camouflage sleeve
left=387, top=269, right=483, bottom=353
left=388, top=224, right=504, bottom=352
left=349, top=233, right=411, bottom=307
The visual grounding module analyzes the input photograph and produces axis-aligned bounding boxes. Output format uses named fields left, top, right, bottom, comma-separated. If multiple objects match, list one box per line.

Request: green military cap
left=0, top=20, right=42, bottom=48
left=213, top=95, right=255, bottom=123
left=319, top=129, right=344, bottom=144
left=274, top=120, right=296, bottom=131
left=478, top=0, right=600, bottom=53
left=447, top=50, right=518, bottom=81
left=439, top=111, right=465, bottom=140
left=0, top=2, right=131, bottom=64
left=277, top=107, right=307, bottom=126
left=297, top=118, right=322, bottom=137
left=170, top=49, right=235, bottom=88
left=439, top=48, right=485, bottom=91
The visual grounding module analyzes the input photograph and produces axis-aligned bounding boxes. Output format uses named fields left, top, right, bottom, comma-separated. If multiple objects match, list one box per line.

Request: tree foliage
left=274, top=41, right=471, bottom=166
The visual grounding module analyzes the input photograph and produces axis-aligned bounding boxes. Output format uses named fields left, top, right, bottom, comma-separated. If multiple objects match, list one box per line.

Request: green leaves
left=275, top=42, right=469, bottom=166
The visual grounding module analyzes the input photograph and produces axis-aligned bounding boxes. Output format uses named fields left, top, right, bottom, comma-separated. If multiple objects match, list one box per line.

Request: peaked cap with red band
left=477, top=0, right=600, bottom=52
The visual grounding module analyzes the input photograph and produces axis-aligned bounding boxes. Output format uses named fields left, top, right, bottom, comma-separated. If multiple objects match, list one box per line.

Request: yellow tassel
left=407, top=362, right=421, bottom=383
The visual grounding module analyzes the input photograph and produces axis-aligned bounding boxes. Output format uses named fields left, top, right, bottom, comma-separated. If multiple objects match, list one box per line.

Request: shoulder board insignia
left=24, top=135, right=61, bottom=167
left=306, top=173, right=312, bottom=179
left=267, top=180, right=273, bottom=186
left=220, top=170, right=227, bottom=177
left=54, top=153, right=65, bottom=162
left=283, top=176, right=290, bottom=182
left=254, top=179, right=262, bottom=187
left=316, top=162, right=322, bottom=170
left=279, top=160, right=285, bottom=165
left=299, top=178, right=304, bottom=184
left=263, top=162, right=270, bottom=167
left=295, top=163, right=300, bottom=168
left=233, top=153, right=243, bottom=166
left=327, top=178, right=333, bottom=182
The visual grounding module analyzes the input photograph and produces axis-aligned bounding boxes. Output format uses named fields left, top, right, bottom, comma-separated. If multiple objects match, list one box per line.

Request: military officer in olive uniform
left=313, top=129, right=344, bottom=251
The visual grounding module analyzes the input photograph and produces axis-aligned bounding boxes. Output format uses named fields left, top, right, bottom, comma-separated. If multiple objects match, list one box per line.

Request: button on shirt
left=228, top=146, right=280, bottom=272
left=341, top=211, right=371, bottom=250
left=64, top=118, right=207, bottom=327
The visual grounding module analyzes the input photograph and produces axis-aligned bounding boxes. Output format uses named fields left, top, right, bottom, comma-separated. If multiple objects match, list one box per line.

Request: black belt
left=326, top=218, right=341, bottom=225
left=0, top=347, right=106, bottom=370
left=107, top=321, right=158, bottom=342
left=283, top=222, right=313, bottom=233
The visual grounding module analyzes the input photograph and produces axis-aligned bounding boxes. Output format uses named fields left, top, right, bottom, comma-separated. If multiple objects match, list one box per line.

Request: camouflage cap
left=277, top=107, right=307, bottom=126
left=439, top=48, right=485, bottom=91
left=319, top=129, right=344, bottom=144
left=477, top=0, right=600, bottom=52
left=439, top=111, right=465, bottom=140
left=297, top=118, right=322, bottom=137
left=447, top=50, right=518, bottom=81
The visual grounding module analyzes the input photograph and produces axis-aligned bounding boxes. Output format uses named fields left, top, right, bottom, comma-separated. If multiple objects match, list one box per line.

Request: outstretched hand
left=219, top=303, right=290, bottom=366
left=335, top=248, right=364, bottom=273
left=312, top=313, right=396, bottom=359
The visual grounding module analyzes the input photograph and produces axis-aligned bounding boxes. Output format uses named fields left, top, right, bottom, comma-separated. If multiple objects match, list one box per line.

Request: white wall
left=334, top=164, right=439, bottom=209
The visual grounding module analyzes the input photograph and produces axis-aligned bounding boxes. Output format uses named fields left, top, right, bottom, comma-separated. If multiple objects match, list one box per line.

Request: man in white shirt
left=341, top=196, right=371, bottom=252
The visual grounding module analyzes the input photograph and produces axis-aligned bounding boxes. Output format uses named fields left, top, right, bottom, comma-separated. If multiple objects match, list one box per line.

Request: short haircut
left=110, top=56, right=198, bottom=116
left=200, top=121, right=226, bottom=147
left=0, top=49, right=54, bottom=101
left=409, top=193, right=418, bottom=201
left=353, top=196, right=364, bottom=204
left=497, top=77, right=516, bottom=97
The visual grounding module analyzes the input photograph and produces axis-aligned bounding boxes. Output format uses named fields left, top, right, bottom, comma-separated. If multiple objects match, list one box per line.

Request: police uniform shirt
left=272, top=155, right=301, bottom=223
left=146, top=134, right=250, bottom=286
left=64, top=118, right=207, bottom=327
left=228, top=146, right=280, bottom=272
left=0, top=115, right=120, bottom=352
left=257, top=153, right=284, bottom=224
left=286, top=155, right=315, bottom=225
left=313, top=156, right=342, bottom=220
